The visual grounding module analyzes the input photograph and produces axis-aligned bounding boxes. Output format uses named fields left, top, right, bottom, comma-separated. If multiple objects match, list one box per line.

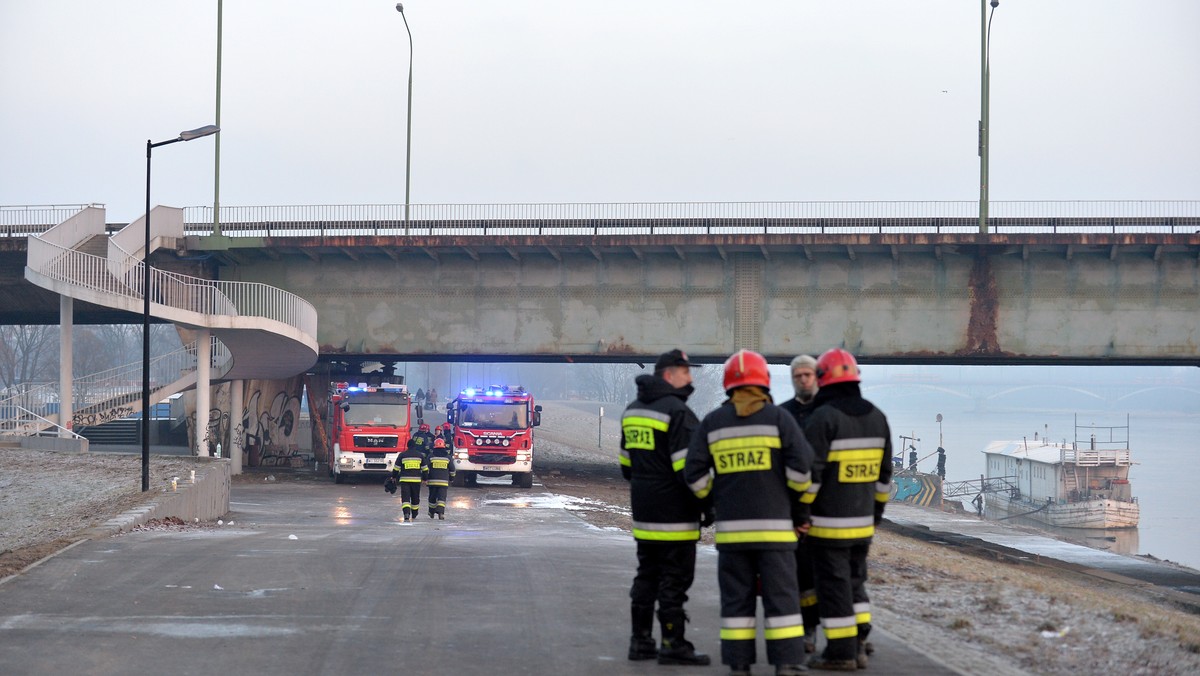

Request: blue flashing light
left=464, top=388, right=477, bottom=397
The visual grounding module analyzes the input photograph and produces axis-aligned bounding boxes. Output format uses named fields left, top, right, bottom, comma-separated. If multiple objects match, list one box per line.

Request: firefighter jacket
left=684, top=397, right=815, bottom=551
left=425, top=448, right=455, bottom=486
left=802, top=382, right=893, bottom=547
left=408, top=430, right=436, bottom=456
left=619, top=374, right=703, bottom=543
left=780, top=397, right=820, bottom=430
left=393, top=446, right=428, bottom=483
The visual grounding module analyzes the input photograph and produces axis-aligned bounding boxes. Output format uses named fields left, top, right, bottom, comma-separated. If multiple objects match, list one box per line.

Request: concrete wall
left=220, top=241, right=1200, bottom=364
left=95, top=458, right=231, bottom=534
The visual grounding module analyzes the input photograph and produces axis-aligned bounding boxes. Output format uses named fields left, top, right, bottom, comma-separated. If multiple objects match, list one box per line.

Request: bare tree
left=0, top=325, right=59, bottom=390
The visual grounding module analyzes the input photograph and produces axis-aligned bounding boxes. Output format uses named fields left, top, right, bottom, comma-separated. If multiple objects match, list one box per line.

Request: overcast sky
left=3, top=1, right=1198, bottom=223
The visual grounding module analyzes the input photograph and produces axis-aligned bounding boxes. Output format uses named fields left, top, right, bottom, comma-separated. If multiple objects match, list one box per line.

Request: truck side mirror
left=340, top=402, right=350, bottom=412
left=533, top=405, right=542, bottom=427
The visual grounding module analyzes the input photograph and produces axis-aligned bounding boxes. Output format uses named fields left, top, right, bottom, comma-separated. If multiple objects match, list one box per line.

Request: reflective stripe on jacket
left=684, top=400, right=814, bottom=551
left=620, top=374, right=702, bottom=542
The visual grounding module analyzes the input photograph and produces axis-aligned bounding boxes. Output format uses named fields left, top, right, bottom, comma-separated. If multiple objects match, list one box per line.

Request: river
left=770, top=364, right=1200, bottom=572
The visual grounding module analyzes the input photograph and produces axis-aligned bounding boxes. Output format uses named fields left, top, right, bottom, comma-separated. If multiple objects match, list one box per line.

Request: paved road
left=0, top=479, right=960, bottom=675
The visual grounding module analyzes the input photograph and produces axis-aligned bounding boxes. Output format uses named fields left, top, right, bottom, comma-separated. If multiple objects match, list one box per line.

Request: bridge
left=3, top=201, right=1199, bottom=366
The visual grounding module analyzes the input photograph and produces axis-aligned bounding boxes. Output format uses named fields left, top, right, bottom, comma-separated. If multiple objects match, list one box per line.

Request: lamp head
left=179, top=125, right=220, bottom=141
left=396, top=3, right=404, bottom=12
left=990, top=0, right=999, bottom=7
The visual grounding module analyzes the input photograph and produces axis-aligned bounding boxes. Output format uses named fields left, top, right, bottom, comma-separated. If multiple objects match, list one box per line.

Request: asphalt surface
left=0, top=478, right=962, bottom=676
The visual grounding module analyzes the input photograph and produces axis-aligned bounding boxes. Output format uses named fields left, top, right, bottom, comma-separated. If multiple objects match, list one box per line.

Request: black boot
left=628, top=604, right=657, bottom=661
left=657, top=609, right=711, bottom=666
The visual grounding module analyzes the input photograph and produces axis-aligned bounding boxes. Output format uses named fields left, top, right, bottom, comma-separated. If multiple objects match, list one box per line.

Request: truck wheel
left=450, top=473, right=465, bottom=488
left=514, top=472, right=534, bottom=489
left=334, top=471, right=344, bottom=484
left=464, top=472, right=478, bottom=488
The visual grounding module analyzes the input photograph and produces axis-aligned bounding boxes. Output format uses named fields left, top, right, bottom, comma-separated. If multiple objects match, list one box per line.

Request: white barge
left=982, top=418, right=1139, bottom=530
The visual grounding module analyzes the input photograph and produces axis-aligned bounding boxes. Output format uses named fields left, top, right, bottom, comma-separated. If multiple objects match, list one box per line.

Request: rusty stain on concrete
left=965, top=255, right=1000, bottom=355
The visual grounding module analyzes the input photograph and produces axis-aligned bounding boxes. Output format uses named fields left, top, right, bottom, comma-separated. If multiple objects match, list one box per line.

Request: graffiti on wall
left=184, top=376, right=311, bottom=467
left=74, top=405, right=135, bottom=429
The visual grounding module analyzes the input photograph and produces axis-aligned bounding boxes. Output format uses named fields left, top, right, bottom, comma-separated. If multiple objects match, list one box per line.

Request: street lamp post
left=979, top=0, right=999, bottom=234
left=396, top=3, right=414, bottom=233
left=143, top=124, right=220, bottom=492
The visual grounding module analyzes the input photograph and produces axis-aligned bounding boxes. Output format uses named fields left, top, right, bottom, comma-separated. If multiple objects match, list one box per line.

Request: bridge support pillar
left=197, top=329, right=211, bottom=457
left=58, top=296, right=73, bottom=438
left=230, top=379, right=243, bottom=475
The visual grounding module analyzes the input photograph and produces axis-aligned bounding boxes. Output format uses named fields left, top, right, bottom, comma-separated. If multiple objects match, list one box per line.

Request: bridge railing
left=27, top=237, right=318, bottom=339
left=0, top=204, right=104, bottom=237
left=181, top=201, right=1200, bottom=237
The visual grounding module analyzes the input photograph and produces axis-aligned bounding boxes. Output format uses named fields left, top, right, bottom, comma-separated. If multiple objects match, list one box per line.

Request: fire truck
left=328, top=381, right=413, bottom=484
left=446, top=385, right=542, bottom=488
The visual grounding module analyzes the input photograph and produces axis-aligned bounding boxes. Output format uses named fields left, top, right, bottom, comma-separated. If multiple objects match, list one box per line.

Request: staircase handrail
left=0, top=404, right=86, bottom=440
left=29, top=237, right=316, bottom=337
left=0, top=337, right=230, bottom=417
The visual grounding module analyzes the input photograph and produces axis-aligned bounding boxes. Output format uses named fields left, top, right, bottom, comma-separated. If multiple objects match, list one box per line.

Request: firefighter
left=409, top=422, right=436, bottom=458
left=392, top=439, right=429, bottom=522
left=440, top=421, right=454, bottom=450
left=779, top=353, right=822, bottom=654
left=426, top=437, right=455, bottom=519
left=619, top=349, right=710, bottom=666
left=803, top=348, right=893, bottom=671
left=684, top=349, right=815, bottom=676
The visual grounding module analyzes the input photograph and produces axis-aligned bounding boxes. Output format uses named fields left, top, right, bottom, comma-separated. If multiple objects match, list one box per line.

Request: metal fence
left=6, top=201, right=1200, bottom=237
left=26, top=236, right=319, bottom=340
left=0, top=204, right=104, bottom=237
left=182, top=201, right=1200, bottom=236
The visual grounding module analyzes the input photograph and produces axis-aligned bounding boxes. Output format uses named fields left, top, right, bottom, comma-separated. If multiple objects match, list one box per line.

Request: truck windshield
left=344, top=396, right=409, bottom=427
left=459, top=403, right=527, bottom=429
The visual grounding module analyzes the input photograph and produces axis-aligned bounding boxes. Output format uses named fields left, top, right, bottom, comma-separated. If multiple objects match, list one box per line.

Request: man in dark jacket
left=803, top=348, right=893, bottom=671
left=779, top=353, right=822, bottom=653
left=620, top=349, right=710, bottom=666
left=684, top=349, right=815, bottom=676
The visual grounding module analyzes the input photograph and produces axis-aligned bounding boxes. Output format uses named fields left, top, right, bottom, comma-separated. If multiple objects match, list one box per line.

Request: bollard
left=190, top=469, right=196, bottom=484
left=171, top=477, right=178, bottom=492
left=215, top=443, right=222, bottom=458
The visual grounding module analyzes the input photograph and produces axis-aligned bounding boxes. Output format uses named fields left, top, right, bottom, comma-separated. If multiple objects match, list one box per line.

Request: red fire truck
left=446, top=385, right=542, bottom=488
left=328, top=381, right=413, bottom=484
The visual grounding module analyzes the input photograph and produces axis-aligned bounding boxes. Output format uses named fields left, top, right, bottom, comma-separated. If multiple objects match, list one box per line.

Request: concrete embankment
left=86, top=458, right=230, bottom=535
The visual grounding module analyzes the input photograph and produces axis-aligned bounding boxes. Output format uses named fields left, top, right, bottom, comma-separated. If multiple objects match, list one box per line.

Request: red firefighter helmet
left=441, top=422, right=452, bottom=431
left=723, top=349, right=770, bottom=392
left=419, top=422, right=430, bottom=432
left=433, top=438, right=446, bottom=448
left=816, top=348, right=861, bottom=387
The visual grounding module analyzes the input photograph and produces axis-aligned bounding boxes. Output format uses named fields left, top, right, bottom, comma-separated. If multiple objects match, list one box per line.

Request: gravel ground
left=4, top=401, right=1200, bottom=674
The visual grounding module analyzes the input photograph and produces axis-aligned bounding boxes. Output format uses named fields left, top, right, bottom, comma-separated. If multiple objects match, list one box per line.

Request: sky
left=3, top=1, right=1199, bottom=223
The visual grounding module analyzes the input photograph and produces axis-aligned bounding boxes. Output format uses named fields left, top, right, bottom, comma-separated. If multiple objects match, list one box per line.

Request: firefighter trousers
left=811, top=542, right=871, bottom=661
left=427, top=485, right=447, bottom=516
left=717, top=549, right=804, bottom=667
left=630, top=541, right=696, bottom=613
left=400, top=481, right=422, bottom=518
left=796, top=539, right=820, bottom=635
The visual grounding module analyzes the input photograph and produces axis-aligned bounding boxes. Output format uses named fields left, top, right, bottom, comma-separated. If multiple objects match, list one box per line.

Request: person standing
left=392, top=440, right=429, bottom=522
left=803, top=348, right=893, bottom=671
left=779, top=353, right=822, bottom=654
left=440, top=421, right=454, bottom=450
left=684, top=349, right=815, bottom=676
left=425, top=437, right=454, bottom=519
left=619, top=349, right=710, bottom=666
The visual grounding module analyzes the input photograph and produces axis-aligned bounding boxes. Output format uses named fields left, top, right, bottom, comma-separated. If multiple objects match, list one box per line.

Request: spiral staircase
left=3, top=206, right=318, bottom=445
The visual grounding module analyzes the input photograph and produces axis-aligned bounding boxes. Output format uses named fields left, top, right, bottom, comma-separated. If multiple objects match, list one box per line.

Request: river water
left=770, top=364, right=1200, bottom=572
